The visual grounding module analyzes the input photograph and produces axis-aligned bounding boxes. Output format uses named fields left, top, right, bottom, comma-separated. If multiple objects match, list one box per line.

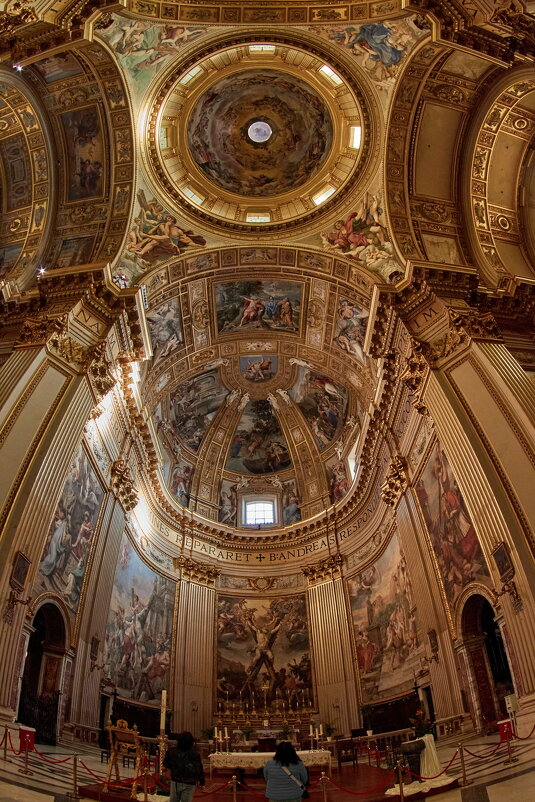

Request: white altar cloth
left=209, top=749, right=331, bottom=776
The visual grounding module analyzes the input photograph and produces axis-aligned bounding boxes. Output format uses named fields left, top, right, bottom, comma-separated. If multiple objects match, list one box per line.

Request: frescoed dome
left=187, top=69, right=333, bottom=197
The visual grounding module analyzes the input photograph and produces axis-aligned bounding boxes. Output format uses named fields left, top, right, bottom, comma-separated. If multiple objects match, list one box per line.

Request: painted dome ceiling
left=187, top=69, right=333, bottom=197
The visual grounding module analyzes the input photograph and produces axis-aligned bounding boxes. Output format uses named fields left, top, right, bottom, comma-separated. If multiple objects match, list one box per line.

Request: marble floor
left=0, top=730, right=533, bottom=801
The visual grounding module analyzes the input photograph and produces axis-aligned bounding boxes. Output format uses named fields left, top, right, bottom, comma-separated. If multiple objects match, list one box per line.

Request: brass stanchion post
left=2, top=726, right=8, bottom=763
left=320, top=770, right=328, bottom=802
left=18, top=738, right=33, bottom=776
left=504, top=734, right=518, bottom=765
left=459, top=743, right=472, bottom=787
left=232, top=773, right=237, bottom=802
left=143, top=752, right=149, bottom=802
left=67, top=754, right=81, bottom=800
left=397, top=761, right=404, bottom=802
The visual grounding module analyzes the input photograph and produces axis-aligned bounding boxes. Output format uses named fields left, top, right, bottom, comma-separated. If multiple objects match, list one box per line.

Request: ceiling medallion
left=146, top=37, right=374, bottom=232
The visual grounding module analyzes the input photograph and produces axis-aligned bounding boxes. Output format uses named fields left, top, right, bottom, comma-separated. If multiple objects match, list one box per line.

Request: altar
left=209, top=749, right=331, bottom=777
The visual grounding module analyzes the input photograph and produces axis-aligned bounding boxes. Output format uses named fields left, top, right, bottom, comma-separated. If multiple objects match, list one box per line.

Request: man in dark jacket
left=163, top=731, right=205, bottom=802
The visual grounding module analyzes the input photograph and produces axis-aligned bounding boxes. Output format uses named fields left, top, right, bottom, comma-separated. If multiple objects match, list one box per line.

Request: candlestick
left=224, top=726, right=228, bottom=739
left=309, top=724, right=314, bottom=737
left=160, top=690, right=167, bottom=732
left=319, top=724, right=323, bottom=736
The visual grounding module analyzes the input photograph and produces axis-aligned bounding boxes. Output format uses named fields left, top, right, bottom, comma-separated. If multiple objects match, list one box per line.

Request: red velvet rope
left=31, top=744, right=72, bottom=764
left=514, top=722, right=535, bottom=741
left=463, top=741, right=502, bottom=759
left=408, top=748, right=459, bottom=780
left=326, top=768, right=396, bottom=796
left=237, top=780, right=265, bottom=798
left=8, top=731, right=22, bottom=756
left=78, top=759, right=107, bottom=783
left=0, top=729, right=6, bottom=749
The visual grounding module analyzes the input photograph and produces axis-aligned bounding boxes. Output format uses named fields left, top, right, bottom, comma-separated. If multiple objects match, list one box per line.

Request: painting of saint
left=326, top=457, right=350, bottom=504
left=33, top=53, right=83, bottom=83
left=0, top=243, right=23, bottom=280
left=226, top=401, right=291, bottom=475
left=282, top=481, right=301, bottom=526
left=103, top=534, right=175, bottom=704
left=56, top=236, right=95, bottom=269
left=219, top=480, right=238, bottom=526
left=416, top=442, right=489, bottom=606
left=60, top=107, right=104, bottom=201
left=320, top=17, right=428, bottom=85
left=332, top=298, right=369, bottom=363
left=217, top=594, right=312, bottom=709
left=240, top=355, right=277, bottom=382
left=34, top=446, right=104, bottom=614
left=348, top=535, right=421, bottom=702
left=215, top=280, right=301, bottom=334
left=146, top=297, right=182, bottom=365
left=169, top=459, right=193, bottom=507
left=99, top=14, right=204, bottom=96
left=122, top=189, right=206, bottom=273
left=165, top=370, right=228, bottom=453
left=289, top=367, right=347, bottom=450
left=321, top=193, right=403, bottom=283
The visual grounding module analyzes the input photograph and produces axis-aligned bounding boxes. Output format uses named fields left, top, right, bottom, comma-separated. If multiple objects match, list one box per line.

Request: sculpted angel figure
left=276, top=388, right=292, bottom=405
left=267, top=392, right=279, bottom=411
left=226, top=388, right=241, bottom=406
left=289, top=357, right=313, bottom=369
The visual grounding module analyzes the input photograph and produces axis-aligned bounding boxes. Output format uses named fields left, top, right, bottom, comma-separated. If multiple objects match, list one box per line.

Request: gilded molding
left=14, top=314, right=68, bottom=349
left=399, top=342, right=429, bottom=415
left=302, top=553, right=343, bottom=583
left=424, top=308, right=502, bottom=366
left=110, top=459, right=138, bottom=511
left=380, top=455, right=408, bottom=507
left=174, top=555, right=220, bottom=586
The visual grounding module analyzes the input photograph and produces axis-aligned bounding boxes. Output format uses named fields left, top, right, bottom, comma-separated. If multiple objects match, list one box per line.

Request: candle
left=224, top=727, right=228, bottom=739
left=226, top=690, right=229, bottom=701
left=319, top=724, right=323, bottom=736
left=160, top=690, right=167, bottom=732
left=309, top=724, right=314, bottom=736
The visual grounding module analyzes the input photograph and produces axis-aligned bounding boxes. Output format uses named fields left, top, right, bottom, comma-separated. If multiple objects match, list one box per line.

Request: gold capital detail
left=110, top=459, right=138, bottom=511
left=173, top=556, right=220, bottom=585
left=381, top=456, right=408, bottom=507
left=302, top=553, right=343, bottom=583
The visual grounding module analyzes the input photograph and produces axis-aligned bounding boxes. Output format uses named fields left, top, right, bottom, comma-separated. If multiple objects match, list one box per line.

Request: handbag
left=282, top=766, right=310, bottom=798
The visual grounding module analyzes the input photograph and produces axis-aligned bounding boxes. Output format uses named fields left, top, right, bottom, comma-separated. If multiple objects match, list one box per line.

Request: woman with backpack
left=163, top=731, right=205, bottom=802
left=263, top=741, right=309, bottom=801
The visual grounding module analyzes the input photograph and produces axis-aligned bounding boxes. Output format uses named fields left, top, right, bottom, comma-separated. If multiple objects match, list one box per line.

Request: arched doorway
left=18, top=603, right=67, bottom=744
left=460, top=594, right=514, bottom=729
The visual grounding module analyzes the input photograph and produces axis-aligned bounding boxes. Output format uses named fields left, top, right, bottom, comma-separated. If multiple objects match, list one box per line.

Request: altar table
left=209, top=749, right=331, bottom=777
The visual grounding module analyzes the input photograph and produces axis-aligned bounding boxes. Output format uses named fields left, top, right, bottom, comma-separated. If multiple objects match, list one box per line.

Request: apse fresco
left=282, top=480, right=301, bottom=526
left=326, top=456, right=350, bottom=504
left=103, top=534, right=175, bottom=705
left=415, top=441, right=489, bottom=606
left=240, top=355, right=278, bottom=382
left=99, top=15, right=205, bottom=94
left=187, top=70, right=333, bottom=196
left=0, top=134, right=32, bottom=210
left=317, top=17, right=428, bottom=85
left=217, top=594, right=312, bottom=709
left=219, top=479, right=238, bottom=526
left=332, top=297, right=369, bottom=363
left=320, top=193, right=404, bottom=283
left=226, top=400, right=291, bottom=475
left=146, top=297, right=183, bottom=364
left=60, top=107, right=104, bottom=200
left=33, top=53, right=83, bottom=83
left=169, top=458, right=194, bottom=507
left=0, top=243, right=23, bottom=280
left=348, top=534, right=422, bottom=702
left=289, top=367, right=347, bottom=451
left=215, top=280, right=301, bottom=334
left=34, top=446, right=104, bottom=614
left=166, top=370, right=228, bottom=452
left=122, top=189, right=206, bottom=273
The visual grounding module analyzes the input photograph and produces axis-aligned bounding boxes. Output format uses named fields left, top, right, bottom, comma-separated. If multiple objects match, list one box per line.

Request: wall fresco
left=34, top=446, right=104, bottom=614
left=60, top=107, right=104, bottom=201
left=103, top=533, right=175, bottom=704
left=146, top=296, right=183, bottom=365
left=332, top=297, right=369, bottom=363
left=348, top=533, right=421, bottom=702
left=166, top=369, right=228, bottom=453
left=415, top=441, right=489, bottom=607
left=240, top=354, right=278, bottom=382
left=226, top=400, right=291, bottom=475
left=33, top=53, right=84, bottom=83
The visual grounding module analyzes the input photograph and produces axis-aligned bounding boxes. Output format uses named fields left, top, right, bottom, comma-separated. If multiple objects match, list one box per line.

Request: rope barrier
left=408, top=748, right=459, bottom=780
left=31, top=744, right=72, bottom=764
left=8, top=731, right=22, bottom=756
left=197, top=780, right=234, bottom=796
left=463, top=741, right=503, bottom=759
left=236, top=780, right=265, bottom=797
left=326, top=767, right=397, bottom=796
left=514, top=722, right=535, bottom=741
left=0, top=730, right=6, bottom=749
left=78, top=759, right=107, bottom=783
